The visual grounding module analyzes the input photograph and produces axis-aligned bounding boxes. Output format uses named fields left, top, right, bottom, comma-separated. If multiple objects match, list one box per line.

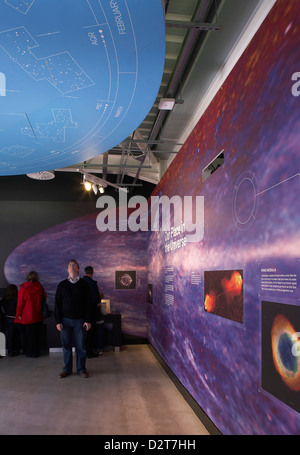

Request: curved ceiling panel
left=0, top=0, right=165, bottom=175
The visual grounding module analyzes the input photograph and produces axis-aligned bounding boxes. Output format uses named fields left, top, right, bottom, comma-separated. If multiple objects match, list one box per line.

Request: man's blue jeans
left=60, top=317, right=86, bottom=373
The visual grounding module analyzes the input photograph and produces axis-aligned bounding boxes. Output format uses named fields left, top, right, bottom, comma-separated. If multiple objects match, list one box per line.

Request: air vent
left=27, top=171, right=55, bottom=180
left=202, top=150, right=224, bottom=182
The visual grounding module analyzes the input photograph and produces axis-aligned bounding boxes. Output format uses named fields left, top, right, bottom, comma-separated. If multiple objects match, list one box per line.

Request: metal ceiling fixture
left=56, top=0, right=220, bottom=189
left=81, top=171, right=128, bottom=193
left=55, top=0, right=268, bottom=192
left=26, top=171, right=55, bottom=180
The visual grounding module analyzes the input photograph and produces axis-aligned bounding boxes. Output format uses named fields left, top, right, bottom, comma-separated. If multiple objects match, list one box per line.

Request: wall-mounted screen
left=202, top=150, right=224, bottom=182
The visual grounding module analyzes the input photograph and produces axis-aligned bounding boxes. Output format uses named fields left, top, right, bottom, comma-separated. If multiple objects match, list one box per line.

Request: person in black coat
left=82, top=266, right=105, bottom=357
left=0, top=284, right=24, bottom=356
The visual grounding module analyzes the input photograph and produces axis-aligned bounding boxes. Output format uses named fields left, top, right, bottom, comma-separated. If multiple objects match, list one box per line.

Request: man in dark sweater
left=55, top=259, right=93, bottom=378
left=82, top=266, right=104, bottom=357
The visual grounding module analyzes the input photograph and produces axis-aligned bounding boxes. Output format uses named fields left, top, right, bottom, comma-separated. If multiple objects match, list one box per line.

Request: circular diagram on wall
left=233, top=170, right=259, bottom=229
left=0, top=0, right=165, bottom=175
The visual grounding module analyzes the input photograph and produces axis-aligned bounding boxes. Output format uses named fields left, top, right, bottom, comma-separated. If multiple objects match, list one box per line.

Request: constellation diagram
left=22, top=109, right=77, bottom=143
left=5, top=0, right=35, bottom=15
left=0, top=27, right=95, bottom=94
left=0, top=144, right=34, bottom=157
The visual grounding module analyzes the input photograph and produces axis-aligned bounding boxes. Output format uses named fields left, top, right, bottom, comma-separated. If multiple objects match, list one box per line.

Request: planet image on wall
left=261, top=301, right=300, bottom=413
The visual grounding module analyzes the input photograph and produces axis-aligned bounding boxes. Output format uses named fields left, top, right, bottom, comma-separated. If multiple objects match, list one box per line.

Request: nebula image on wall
left=204, top=270, right=243, bottom=323
left=115, top=271, right=136, bottom=290
left=261, top=301, right=300, bottom=413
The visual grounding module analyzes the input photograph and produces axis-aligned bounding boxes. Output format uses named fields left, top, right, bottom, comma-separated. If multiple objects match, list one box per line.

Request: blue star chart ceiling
left=0, top=0, right=165, bottom=175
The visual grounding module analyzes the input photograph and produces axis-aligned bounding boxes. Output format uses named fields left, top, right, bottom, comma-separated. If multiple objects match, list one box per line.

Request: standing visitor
left=15, top=271, right=47, bottom=358
left=55, top=259, right=93, bottom=378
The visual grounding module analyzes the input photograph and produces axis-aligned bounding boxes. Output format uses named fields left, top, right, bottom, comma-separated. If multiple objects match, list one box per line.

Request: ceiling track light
left=92, top=183, right=98, bottom=195
left=82, top=174, right=92, bottom=191
left=83, top=175, right=106, bottom=194
left=81, top=171, right=128, bottom=193
left=83, top=176, right=106, bottom=195
left=84, top=180, right=92, bottom=191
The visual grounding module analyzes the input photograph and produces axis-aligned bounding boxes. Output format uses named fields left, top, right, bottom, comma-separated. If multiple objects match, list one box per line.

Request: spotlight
left=92, top=183, right=98, bottom=195
left=99, top=185, right=105, bottom=194
left=84, top=181, right=92, bottom=191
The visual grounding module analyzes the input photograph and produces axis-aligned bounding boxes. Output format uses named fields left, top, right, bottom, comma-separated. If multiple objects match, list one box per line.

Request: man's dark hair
left=84, top=266, right=93, bottom=275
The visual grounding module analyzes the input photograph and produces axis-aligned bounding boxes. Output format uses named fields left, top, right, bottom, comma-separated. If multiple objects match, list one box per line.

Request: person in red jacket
left=15, top=271, right=47, bottom=358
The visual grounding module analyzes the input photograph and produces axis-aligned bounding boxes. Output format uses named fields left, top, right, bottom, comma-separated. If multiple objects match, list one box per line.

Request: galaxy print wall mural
left=4, top=212, right=148, bottom=339
left=147, top=0, right=300, bottom=435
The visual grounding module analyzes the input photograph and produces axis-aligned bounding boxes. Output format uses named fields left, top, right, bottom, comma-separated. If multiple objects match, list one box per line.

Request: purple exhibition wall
left=5, top=212, right=148, bottom=338
left=147, top=0, right=300, bottom=435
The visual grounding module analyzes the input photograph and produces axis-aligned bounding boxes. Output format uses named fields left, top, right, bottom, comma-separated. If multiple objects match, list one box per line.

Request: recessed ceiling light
left=27, top=171, right=55, bottom=180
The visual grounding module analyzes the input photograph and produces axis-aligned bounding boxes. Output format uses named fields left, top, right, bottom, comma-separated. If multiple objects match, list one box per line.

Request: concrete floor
left=0, top=345, right=209, bottom=435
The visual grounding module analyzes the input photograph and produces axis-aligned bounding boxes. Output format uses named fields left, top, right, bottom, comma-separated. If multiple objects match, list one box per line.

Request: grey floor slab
left=0, top=345, right=209, bottom=435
